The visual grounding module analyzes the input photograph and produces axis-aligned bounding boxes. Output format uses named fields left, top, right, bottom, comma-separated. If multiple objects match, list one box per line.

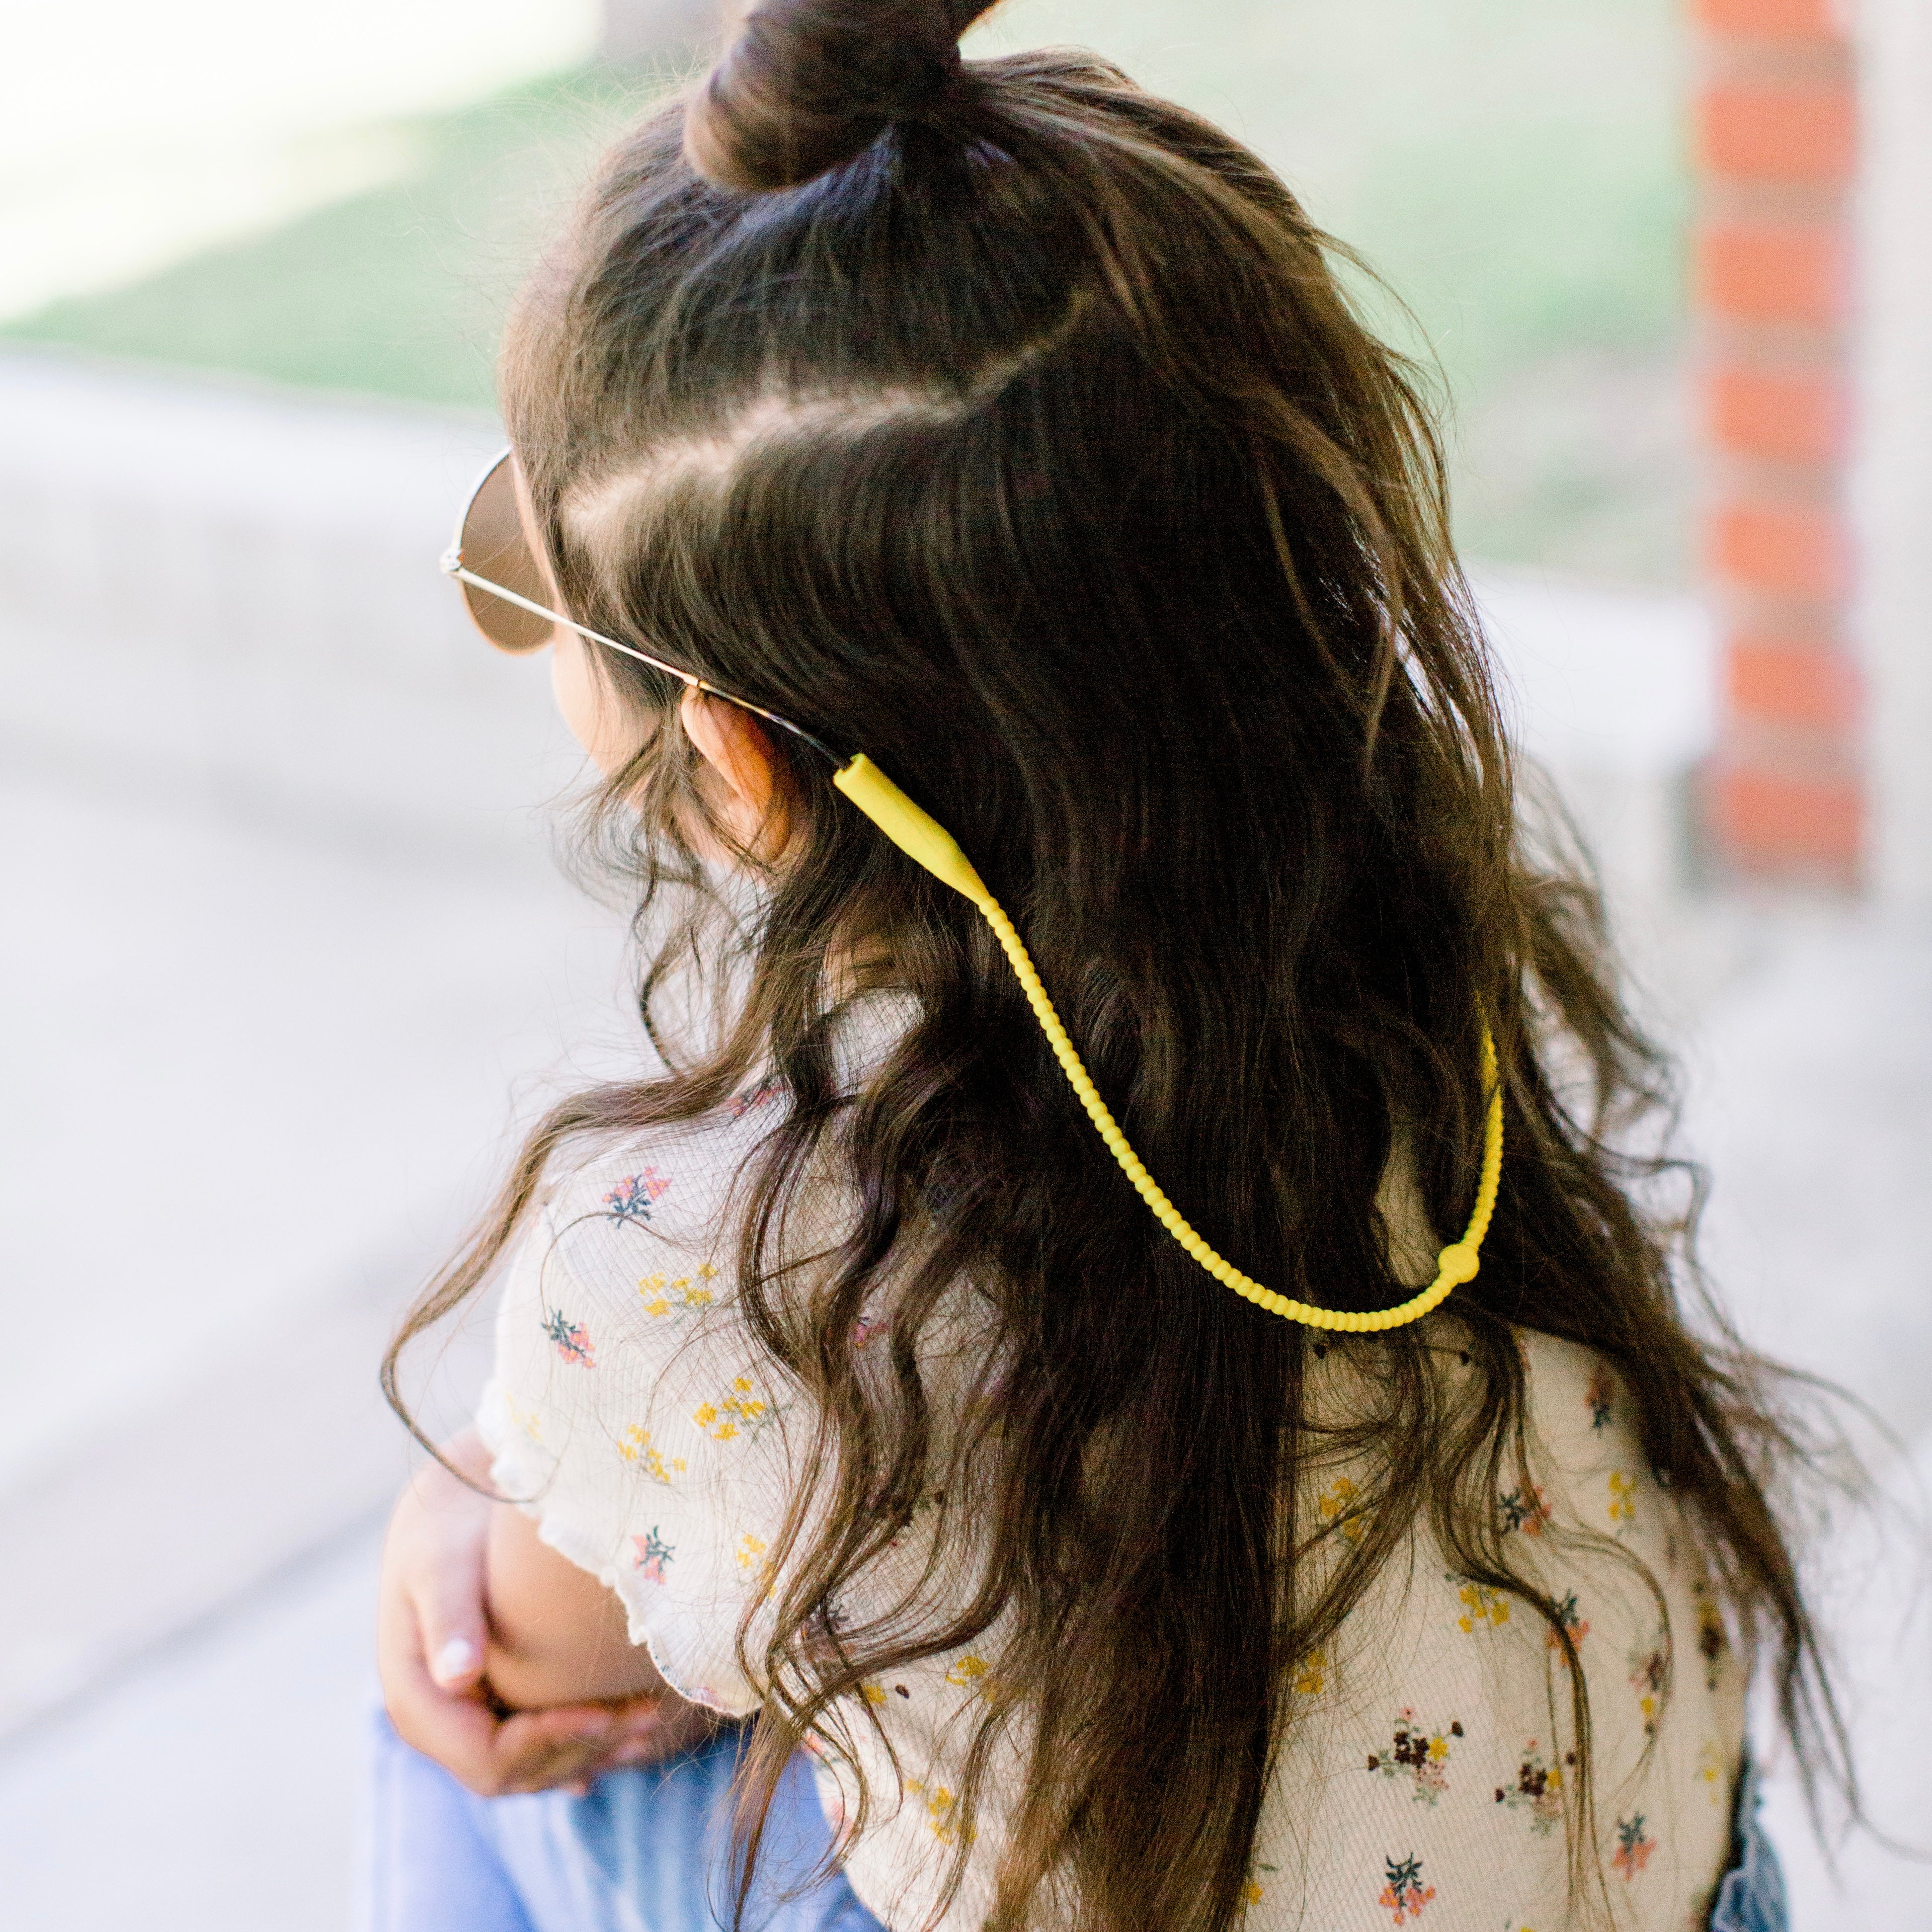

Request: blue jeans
left=363, top=1709, right=1784, bottom=1932
left=360, top=1711, right=888, bottom=1932
left=1710, top=1757, right=1789, bottom=1932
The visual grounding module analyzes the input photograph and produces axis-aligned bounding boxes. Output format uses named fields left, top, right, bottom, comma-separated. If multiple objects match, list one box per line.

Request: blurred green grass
left=0, top=68, right=647, bottom=411
left=1, top=0, right=1691, bottom=582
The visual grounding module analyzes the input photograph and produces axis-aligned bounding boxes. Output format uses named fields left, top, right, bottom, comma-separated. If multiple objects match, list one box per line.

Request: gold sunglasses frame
left=441, top=447, right=840, bottom=765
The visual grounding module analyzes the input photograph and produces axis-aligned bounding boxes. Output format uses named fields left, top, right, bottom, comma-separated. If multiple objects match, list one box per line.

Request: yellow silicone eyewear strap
left=831, top=754, right=1503, bottom=1332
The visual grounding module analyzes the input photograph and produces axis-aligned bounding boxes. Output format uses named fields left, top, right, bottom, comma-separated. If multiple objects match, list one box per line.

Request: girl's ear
left=679, top=688, right=788, bottom=857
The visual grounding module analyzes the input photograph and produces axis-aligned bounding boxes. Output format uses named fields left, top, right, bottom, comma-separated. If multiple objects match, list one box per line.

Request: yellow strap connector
left=832, top=754, right=1504, bottom=1332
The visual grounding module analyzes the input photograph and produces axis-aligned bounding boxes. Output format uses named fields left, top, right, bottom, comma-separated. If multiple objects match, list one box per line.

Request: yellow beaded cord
left=832, top=755, right=1504, bottom=1332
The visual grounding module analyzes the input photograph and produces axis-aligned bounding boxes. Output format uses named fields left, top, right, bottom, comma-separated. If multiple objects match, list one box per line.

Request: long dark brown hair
left=387, top=7, right=1846, bottom=1926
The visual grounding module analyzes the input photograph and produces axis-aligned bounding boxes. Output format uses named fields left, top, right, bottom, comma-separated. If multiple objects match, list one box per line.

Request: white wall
left=0, top=351, right=564, bottom=848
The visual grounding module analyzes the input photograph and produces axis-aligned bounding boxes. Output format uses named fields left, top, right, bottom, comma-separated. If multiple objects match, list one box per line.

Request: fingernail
left=573, top=1711, right=614, bottom=1739
left=432, top=1638, right=478, bottom=1683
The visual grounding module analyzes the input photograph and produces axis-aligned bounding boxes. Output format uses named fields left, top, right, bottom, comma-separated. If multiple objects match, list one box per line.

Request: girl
left=374, top=4, right=1832, bottom=1927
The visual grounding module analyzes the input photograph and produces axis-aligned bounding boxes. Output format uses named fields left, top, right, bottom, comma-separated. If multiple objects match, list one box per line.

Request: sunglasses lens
left=457, top=453, right=555, bottom=654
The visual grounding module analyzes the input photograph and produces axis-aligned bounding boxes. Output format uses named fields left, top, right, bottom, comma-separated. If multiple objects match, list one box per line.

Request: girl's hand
left=377, top=1429, right=693, bottom=1795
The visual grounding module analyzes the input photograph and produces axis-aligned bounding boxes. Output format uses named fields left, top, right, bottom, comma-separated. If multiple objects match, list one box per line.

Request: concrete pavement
left=0, top=1525, right=383, bottom=1932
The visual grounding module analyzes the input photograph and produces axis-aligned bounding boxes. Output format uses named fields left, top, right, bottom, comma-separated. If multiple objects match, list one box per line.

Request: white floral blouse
left=477, top=1085, right=1745, bottom=1932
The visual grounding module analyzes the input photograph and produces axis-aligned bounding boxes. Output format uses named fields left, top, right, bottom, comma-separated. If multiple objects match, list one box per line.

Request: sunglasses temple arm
left=442, top=552, right=691, bottom=681
left=439, top=553, right=840, bottom=765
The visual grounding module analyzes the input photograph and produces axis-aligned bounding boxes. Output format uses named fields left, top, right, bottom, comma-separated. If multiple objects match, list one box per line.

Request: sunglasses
left=438, top=447, right=1502, bottom=1333
left=443, top=447, right=839, bottom=764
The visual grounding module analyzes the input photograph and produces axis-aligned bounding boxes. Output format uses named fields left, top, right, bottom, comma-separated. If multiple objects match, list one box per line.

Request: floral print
left=1694, top=1581, right=1729, bottom=1691
left=904, top=1778, right=972, bottom=1847
left=630, top=1525, right=674, bottom=1583
left=1629, top=1643, right=1667, bottom=1739
left=541, top=1308, right=596, bottom=1367
left=604, top=1170, right=671, bottom=1224
left=1365, top=1709, right=1463, bottom=1804
left=1494, top=1740, right=1567, bottom=1835
left=1586, top=1365, right=1615, bottom=1429
left=1545, top=1590, right=1589, bottom=1652
left=638, top=1262, right=719, bottom=1318
left=1238, top=1864, right=1278, bottom=1917
left=618, top=1425, right=686, bottom=1485
left=1320, top=1476, right=1367, bottom=1544
left=1607, top=1471, right=1638, bottom=1526
left=1378, top=1855, right=1434, bottom=1924
left=1292, top=1648, right=1327, bottom=1697
left=1498, top=1484, right=1549, bottom=1537
left=725, top=1080, right=784, bottom=1120
left=941, top=1652, right=1013, bottom=1711
left=880, top=1490, right=946, bottom=1556
left=1612, top=1814, right=1656, bottom=1881
left=694, top=1375, right=775, bottom=1441
left=1451, top=1575, right=1512, bottom=1633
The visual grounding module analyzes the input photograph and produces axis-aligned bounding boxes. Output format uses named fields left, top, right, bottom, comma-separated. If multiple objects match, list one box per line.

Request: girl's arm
left=378, top=1430, right=707, bottom=1796
left=484, top=1502, right=689, bottom=1710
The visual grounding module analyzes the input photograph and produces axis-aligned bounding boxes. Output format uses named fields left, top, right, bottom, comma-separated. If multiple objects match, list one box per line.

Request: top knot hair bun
left=685, top=0, right=1000, bottom=192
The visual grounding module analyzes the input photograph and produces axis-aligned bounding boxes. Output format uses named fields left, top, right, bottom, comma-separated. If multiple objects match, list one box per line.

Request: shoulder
left=551, top=1074, right=793, bottom=1238
left=1513, top=1329, right=1654, bottom=1524
left=538, top=1072, right=810, bottom=1282
left=1516, top=1327, right=1627, bottom=1442
left=530, top=988, right=917, bottom=1322
left=486, top=1078, right=811, bottom=1418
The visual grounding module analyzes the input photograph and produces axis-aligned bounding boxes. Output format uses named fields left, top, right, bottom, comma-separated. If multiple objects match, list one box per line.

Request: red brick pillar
left=1696, top=0, right=1860, bottom=887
